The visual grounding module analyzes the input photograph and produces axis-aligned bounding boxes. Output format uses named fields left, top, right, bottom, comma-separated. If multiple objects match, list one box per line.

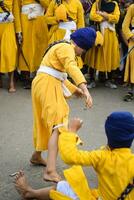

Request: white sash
left=59, top=21, right=77, bottom=41
left=37, top=65, right=72, bottom=97
left=21, top=3, right=44, bottom=19
left=100, top=21, right=115, bottom=35
left=0, top=12, right=14, bottom=23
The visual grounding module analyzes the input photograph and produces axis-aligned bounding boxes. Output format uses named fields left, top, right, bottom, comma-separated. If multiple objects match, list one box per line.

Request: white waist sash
left=21, top=3, right=44, bottom=19
left=100, top=21, right=115, bottom=35
left=37, top=65, right=72, bottom=97
left=0, top=12, right=14, bottom=23
left=59, top=21, right=77, bottom=41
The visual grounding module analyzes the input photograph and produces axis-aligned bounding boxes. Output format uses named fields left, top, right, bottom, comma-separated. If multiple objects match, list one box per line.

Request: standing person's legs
left=31, top=129, right=61, bottom=182
left=14, top=171, right=55, bottom=200
left=123, top=83, right=134, bottom=102
left=8, top=71, right=16, bottom=93
left=87, top=67, right=96, bottom=89
left=30, top=151, right=47, bottom=166
left=43, top=128, right=61, bottom=182
left=21, top=71, right=31, bottom=89
left=105, top=71, right=117, bottom=89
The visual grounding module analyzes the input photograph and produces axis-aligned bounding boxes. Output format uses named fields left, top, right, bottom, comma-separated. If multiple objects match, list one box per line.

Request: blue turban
left=70, top=27, right=96, bottom=51
left=105, top=111, right=134, bottom=148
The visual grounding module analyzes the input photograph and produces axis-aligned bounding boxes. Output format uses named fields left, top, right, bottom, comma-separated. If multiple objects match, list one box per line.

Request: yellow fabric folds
left=58, top=130, right=134, bottom=200
left=32, top=43, right=86, bottom=151
left=18, top=14, right=48, bottom=72
left=45, top=0, right=85, bottom=44
left=86, top=0, right=120, bottom=72
left=95, top=31, right=104, bottom=46
left=55, top=4, right=67, bottom=22
left=0, top=23, right=17, bottom=73
left=50, top=190, right=73, bottom=200
left=122, top=4, right=134, bottom=83
left=64, top=166, right=97, bottom=200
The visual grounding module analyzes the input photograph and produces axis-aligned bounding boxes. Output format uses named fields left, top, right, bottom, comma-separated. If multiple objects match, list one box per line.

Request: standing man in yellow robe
left=0, top=0, right=19, bottom=92
left=87, top=0, right=120, bottom=89
left=122, top=3, right=134, bottom=102
left=45, top=0, right=85, bottom=43
left=17, top=0, right=49, bottom=89
left=45, top=0, right=85, bottom=69
left=30, top=27, right=96, bottom=183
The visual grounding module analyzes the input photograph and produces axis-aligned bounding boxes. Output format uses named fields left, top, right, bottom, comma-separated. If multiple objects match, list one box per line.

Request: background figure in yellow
left=87, top=0, right=120, bottom=89
left=30, top=28, right=96, bottom=183
left=0, top=0, right=19, bottom=92
left=14, top=111, right=134, bottom=200
left=122, top=3, right=134, bottom=102
left=45, top=0, right=85, bottom=69
left=17, top=0, right=49, bottom=89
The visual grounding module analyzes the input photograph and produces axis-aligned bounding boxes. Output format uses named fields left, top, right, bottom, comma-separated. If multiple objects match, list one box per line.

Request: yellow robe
left=86, top=0, right=120, bottom=72
left=45, top=0, right=85, bottom=69
left=17, top=0, right=49, bottom=72
left=45, top=0, right=85, bottom=44
left=122, top=4, right=134, bottom=83
left=32, top=42, right=86, bottom=151
left=49, top=130, right=134, bottom=200
left=0, top=0, right=18, bottom=73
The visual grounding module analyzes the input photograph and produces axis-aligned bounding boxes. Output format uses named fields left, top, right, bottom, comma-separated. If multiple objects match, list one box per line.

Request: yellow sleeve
left=55, top=45, right=86, bottom=86
left=76, top=1, right=85, bottom=28
left=39, top=0, right=50, bottom=9
left=64, top=79, right=77, bottom=94
left=89, top=2, right=103, bottom=22
left=44, top=0, right=58, bottom=25
left=13, top=0, right=22, bottom=33
left=58, top=131, right=102, bottom=168
left=122, top=5, right=134, bottom=40
left=107, top=2, right=120, bottom=24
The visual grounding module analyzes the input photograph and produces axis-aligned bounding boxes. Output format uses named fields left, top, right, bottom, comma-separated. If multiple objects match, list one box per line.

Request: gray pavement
left=0, top=81, right=134, bottom=200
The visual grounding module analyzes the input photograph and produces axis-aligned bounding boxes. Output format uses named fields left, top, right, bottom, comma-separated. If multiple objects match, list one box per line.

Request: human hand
left=16, top=32, right=23, bottom=45
left=83, top=89, right=93, bottom=108
left=74, top=87, right=83, bottom=97
left=68, top=118, right=83, bottom=132
left=97, top=11, right=108, bottom=20
left=79, top=83, right=93, bottom=108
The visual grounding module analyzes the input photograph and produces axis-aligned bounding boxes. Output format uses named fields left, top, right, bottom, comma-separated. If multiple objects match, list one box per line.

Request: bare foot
left=30, top=157, right=47, bottom=166
left=8, top=87, right=16, bottom=93
left=14, top=171, right=33, bottom=199
left=43, top=171, right=62, bottom=183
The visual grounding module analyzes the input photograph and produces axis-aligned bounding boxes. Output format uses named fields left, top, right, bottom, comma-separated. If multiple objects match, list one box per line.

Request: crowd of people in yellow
left=0, top=0, right=134, bottom=199
left=0, top=0, right=134, bottom=98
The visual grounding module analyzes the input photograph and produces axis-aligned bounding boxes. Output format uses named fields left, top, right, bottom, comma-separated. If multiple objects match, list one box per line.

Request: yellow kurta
left=50, top=130, right=134, bottom=200
left=86, top=0, right=120, bottom=72
left=122, top=4, right=134, bottom=83
left=17, top=0, right=49, bottom=72
left=0, top=0, right=18, bottom=73
left=45, top=0, right=85, bottom=44
left=32, top=42, right=86, bottom=151
left=45, top=0, right=85, bottom=69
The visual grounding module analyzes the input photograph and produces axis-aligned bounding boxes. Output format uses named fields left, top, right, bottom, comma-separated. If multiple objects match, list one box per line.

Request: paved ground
left=0, top=80, right=134, bottom=200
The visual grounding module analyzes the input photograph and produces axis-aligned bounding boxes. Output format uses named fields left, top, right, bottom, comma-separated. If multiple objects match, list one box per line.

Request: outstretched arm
left=59, top=118, right=102, bottom=167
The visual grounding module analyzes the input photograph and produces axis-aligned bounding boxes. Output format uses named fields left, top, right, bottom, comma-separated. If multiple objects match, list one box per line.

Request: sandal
left=123, top=92, right=134, bottom=102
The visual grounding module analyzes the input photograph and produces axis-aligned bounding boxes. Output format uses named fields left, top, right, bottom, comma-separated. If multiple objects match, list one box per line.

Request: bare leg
left=30, top=151, right=47, bottom=166
left=14, top=170, right=55, bottom=200
left=8, top=71, right=16, bottom=93
left=44, top=129, right=61, bottom=183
